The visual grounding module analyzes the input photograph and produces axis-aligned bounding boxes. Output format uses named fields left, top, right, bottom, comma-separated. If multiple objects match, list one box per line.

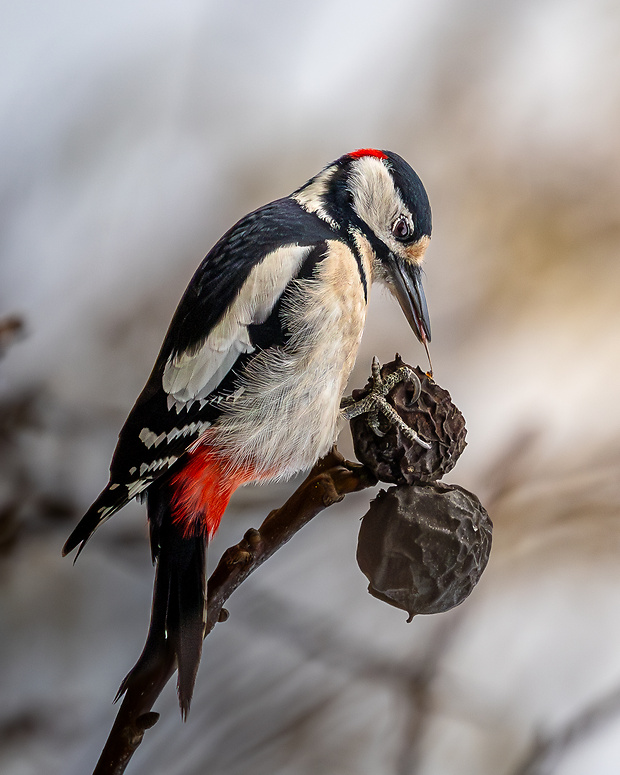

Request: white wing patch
left=162, top=244, right=312, bottom=408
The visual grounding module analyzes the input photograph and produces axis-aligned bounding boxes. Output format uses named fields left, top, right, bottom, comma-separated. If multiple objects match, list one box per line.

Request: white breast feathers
left=206, top=240, right=369, bottom=481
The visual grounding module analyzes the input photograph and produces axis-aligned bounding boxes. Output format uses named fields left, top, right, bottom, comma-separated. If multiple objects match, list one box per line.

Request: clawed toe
left=341, top=358, right=430, bottom=450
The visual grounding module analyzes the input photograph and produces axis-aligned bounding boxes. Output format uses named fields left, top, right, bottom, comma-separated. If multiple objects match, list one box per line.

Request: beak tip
left=389, top=254, right=432, bottom=349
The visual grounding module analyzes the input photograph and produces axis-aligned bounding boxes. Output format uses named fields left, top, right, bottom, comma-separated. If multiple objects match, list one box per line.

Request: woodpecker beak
left=388, top=256, right=432, bottom=345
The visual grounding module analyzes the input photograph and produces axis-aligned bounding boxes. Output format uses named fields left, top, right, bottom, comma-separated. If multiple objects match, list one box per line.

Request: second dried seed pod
left=356, top=482, right=493, bottom=620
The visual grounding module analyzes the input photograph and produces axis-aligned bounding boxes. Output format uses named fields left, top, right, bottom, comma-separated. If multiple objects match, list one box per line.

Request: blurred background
left=2, top=1, right=620, bottom=773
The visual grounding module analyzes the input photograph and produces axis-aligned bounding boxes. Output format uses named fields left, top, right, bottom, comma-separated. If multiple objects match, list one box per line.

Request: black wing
left=63, top=198, right=334, bottom=555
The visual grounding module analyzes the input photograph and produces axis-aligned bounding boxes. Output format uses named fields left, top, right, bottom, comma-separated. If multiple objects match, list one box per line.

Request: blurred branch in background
left=3, top=1, right=620, bottom=773
left=0, top=316, right=25, bottom=359
left=0, top=316, right=109, bottom=561
left=514, top=685, right=620, bottom=775
left=0, top=315, right=27, bottom=558
left=234, top=583, right=463, bottom=775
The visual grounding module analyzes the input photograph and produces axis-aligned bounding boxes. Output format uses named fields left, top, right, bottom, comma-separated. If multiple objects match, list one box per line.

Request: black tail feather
left=157, top=523, right=206, bottom=717
left=62, top=484, right=130, bottom=558
left=117, top=477, right=207, bottom=718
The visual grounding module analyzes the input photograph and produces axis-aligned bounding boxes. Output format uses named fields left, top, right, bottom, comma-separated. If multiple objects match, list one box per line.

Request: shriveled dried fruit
left=350, top=356, right=467, bottom=485
left=356, top=482, right=492, bottom=619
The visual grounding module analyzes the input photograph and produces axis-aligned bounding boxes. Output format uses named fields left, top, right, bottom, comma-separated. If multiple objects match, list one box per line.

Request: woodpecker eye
left=392, top=217, right=413, bottom=241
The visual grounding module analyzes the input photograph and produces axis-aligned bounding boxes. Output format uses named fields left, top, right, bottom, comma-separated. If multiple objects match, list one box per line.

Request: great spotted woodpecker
left=63, top=149, right=432, bottom=715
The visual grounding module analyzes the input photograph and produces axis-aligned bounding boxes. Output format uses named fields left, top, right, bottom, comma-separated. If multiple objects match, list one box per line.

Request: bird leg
left=341, top=357, right=431, bottom=450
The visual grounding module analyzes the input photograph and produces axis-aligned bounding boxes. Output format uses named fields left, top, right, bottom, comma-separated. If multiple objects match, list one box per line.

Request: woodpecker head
left=293, top=148, right=432, bottom=348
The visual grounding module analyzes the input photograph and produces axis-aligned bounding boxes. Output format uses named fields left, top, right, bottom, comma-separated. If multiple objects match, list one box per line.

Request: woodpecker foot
left=341, top=357, right=431, bottom=450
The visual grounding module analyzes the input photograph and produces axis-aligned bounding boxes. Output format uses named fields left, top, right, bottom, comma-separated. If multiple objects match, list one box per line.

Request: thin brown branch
left=91, top=447, right=376, bottom=775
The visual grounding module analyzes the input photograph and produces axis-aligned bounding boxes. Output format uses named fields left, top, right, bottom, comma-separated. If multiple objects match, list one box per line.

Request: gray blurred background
left=2, top=1, right=620, bottom=773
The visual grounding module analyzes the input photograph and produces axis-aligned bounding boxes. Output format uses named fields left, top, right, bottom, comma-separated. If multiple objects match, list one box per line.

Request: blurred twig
left=0, top=313, right=36, bottom=556
left=396, top=617, right=463, bottom=775
left=217, top=574, right=464, bottom=774
left=0, top=314, right=25, bottom=357
left=92, top=447, right=377, bottom=775
left=512, top=685, right=620, bottom=775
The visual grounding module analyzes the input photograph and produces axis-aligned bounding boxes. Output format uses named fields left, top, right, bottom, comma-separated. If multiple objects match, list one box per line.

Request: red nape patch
left=348, top=148, right=388, bottom=160
left=170, top=447, right=256, bottom=540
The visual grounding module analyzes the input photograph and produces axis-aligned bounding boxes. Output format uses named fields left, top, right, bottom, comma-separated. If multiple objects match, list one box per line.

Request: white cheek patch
left=349, top=156, right=411, bottom=252
left=162, top=244, right=312, bottom=407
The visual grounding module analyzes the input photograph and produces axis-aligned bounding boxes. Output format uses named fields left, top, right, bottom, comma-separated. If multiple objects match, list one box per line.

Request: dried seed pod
left=357, top=482, right=492, bottom=619
left=350, top=356, right=467, bottom=484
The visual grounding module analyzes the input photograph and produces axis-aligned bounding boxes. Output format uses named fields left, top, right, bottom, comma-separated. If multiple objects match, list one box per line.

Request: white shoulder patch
left=162, top=244, right=312, bottom=405
left=292, top=165, right=339, bottom=229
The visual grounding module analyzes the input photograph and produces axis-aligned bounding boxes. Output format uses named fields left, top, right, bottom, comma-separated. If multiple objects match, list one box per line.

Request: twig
left=92, top=447, right=376, bottom=775
left=512, top=684, right=620, bottom=775
left=0, top=314, right=25, bottom=357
